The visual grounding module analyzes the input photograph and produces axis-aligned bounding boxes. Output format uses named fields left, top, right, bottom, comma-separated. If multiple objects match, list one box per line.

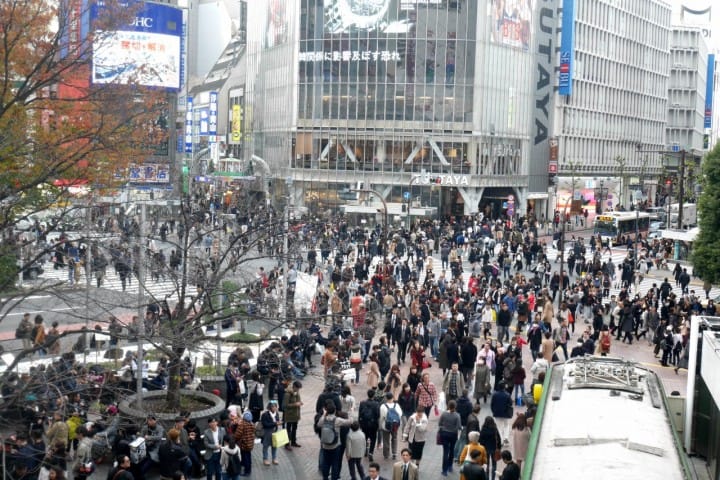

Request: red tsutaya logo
left=560, top=63, right=570, bottom=73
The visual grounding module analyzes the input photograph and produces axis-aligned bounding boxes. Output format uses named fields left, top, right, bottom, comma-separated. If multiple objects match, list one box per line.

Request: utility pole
left=135, top=202, right=146, bottom=409
left=634, top=163, right=646, bottom=294
left=678, top=149, right=686, bottom=229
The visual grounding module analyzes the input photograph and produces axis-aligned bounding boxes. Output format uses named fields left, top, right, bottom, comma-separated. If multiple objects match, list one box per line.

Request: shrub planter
left=118, top=389, right=225, bottom=427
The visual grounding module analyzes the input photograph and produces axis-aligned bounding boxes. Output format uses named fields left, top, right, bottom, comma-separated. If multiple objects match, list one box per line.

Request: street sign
left=671, top=144, right=680, bottom=152
left=403, top=191, right=410, bottom=200
left=508, top=194, right=515, bottom=202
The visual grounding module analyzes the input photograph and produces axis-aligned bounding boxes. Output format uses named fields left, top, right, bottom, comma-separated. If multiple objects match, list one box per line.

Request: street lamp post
left=352, top=187, right=388, bottom=254
left=406, top=176, right=422, bottom=230
left=283, top=177, right=293, bottom=328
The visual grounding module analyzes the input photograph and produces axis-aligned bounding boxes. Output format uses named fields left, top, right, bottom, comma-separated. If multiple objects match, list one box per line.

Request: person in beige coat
left=402, top=404, right=429, bottom=466
left=367, top=353, right=381, bottom=388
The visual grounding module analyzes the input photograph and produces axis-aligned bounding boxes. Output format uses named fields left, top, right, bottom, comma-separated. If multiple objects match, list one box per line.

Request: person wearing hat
left=233, top=411, right=256, bottom=477
left=260, top=401, right=282, bottom=466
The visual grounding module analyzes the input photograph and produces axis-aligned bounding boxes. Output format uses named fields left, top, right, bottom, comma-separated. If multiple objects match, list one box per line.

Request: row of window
left=561, top=107, right=665, bottom=145
left=574, top=50, right=668, bottom=98
left=574, top=21, right=668, bottom=75
left=576, top=0, right=670, bottom=50
left=561, top=137, right=662, bottom=173
left=565, top=82, right=668, bottom=124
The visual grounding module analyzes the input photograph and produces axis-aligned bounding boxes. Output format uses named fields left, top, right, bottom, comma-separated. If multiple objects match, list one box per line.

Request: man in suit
left=365, top=461, right=389, bottom=480
left=203, top=417, right=227, bottom=480
left=396, top=319, right=412, bottom=364
left=391, top=449, right=419, bottom=480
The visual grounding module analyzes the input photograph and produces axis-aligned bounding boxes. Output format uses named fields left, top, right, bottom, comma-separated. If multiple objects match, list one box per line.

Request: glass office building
left=243, top=0, right=539, bottom=219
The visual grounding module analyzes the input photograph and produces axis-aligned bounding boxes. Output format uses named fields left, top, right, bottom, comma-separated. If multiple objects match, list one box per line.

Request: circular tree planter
left=118, top=389, right=225, bottom=426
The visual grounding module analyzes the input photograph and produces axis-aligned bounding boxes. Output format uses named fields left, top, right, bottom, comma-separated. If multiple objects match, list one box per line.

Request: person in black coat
left=460, top=338, right=478, bottom=383
left=498, top=450, right=521, bottom=480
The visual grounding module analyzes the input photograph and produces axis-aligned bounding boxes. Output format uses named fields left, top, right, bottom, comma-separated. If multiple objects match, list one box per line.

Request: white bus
left=522, top=357, right=692, bottom=480
left=593, top=211, right=651, bottom=242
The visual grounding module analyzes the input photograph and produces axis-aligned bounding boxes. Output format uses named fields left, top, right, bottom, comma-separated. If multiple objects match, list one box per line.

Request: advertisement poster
left=265, top=0, right=288, bottom=48
left=490, top=0, right=533, bottom=51
left=91, top=2, right=182, bottom=89
left=231, top=104, right=242, bottom=142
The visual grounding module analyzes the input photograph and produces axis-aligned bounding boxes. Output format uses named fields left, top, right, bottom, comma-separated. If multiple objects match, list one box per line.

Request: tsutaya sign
left=412, top=174, right=470, bottom=186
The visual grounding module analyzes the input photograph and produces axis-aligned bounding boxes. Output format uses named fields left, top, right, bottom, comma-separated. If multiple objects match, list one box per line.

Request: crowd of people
left=2, top=207, right=711, bottom=480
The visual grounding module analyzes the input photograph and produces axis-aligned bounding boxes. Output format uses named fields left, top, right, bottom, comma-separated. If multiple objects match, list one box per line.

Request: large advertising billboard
left=490, top=0, right=534, bottom=51
left=91, top=2, right=183, bottom=89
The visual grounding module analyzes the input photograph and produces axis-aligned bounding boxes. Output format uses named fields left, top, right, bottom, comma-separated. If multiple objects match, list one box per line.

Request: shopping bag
left=342, top=368, right=356, bottom=381
left=272, top=428, right=289, bottom=448
left=437, top=391, right=447, bottom=412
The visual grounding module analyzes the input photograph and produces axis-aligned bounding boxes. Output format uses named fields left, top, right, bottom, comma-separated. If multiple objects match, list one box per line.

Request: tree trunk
left=165, top=346, right=186, bottom=410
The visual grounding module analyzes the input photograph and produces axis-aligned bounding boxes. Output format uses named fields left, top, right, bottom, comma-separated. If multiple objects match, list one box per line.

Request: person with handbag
left=458, top=431, right=487, bottom=480
left=203, top=417, right=227, bottom=480
left=414, top=372, right=438, bottom=417
left=260, top=401, right=282, bottom=466
left=402, top=404, right=428, bottom=467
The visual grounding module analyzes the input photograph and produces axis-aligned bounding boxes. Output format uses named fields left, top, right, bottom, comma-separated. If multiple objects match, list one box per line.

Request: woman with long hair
left=511, top=413, right=531, bottom=472
left=479, top=416, right=502, bottom=479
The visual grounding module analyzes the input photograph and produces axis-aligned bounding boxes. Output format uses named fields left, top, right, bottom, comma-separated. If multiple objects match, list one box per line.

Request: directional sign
left=508, top=194, right=515, bottom=202
left=403, top=191, right=410, bottom=200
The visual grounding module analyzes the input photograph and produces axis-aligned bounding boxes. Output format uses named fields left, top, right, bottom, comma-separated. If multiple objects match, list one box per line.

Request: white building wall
left=667, top=27, right=708, bottom=152
left=553, top=0, right=671, bottom=208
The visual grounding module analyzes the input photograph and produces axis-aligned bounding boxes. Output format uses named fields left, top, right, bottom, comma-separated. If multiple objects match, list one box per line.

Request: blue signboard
left=198, top=108, right=209, bottom=135
left=209, top=91, right=218, bottom=138
left=185, top=96, right=193, bottom=153
left=705, top=54, right=715, bottom=129
left=559, top=0, right=575, bottom=96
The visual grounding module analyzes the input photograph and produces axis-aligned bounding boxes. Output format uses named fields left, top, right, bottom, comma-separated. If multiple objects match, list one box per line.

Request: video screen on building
left=91, top=2, right=182, bottom=90
left=489, top=0, right=534, bottom=51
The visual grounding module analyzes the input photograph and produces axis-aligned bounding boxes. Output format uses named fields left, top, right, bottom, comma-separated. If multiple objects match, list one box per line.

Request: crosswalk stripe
left=35, top=262, right=190, bottom=300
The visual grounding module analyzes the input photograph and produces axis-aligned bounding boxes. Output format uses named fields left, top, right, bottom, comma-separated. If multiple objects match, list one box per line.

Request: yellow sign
left=597, top=215, right=613, bottom=222
left=231, top=104, right=242, bottom=142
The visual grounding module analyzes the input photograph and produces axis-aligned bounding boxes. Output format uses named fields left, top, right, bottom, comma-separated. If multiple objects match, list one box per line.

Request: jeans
left=440, top=431, right=457, bottom=474
left=347, top=457, right=366, bottom=480
left=320, top=446, right=342, bottom=480
left=513, top=383, right=525, bottom=402
left=262, top=441, right=277, bottom=461
left=429, top=336, right=439, bottom=358
left=486, top=449, right=498, bottom=478
left=206, top=452, right=221, bottom=480
left=497, top=325, right=509, bottom=344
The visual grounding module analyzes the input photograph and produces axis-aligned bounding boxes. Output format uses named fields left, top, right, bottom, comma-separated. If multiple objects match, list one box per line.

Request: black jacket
left=158, top=441, right=188, bottom=477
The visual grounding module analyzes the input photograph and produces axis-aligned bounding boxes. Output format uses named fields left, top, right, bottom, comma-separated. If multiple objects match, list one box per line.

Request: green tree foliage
left=692, top=142, right=720, bottom=283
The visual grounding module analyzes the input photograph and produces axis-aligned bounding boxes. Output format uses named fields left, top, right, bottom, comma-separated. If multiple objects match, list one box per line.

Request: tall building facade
left=552, top=0, right=671, bottom=212
left=239, top=0, right=544, bottom=220
left=666, top=27, right=708, bottom=153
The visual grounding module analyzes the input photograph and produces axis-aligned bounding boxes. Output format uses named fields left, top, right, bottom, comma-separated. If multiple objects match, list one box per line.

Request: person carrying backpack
left=316, top=402, right=353, bottom=480
left=379, top=391, right=403, bottom=461
left=220, top=436, right=243, bottom=480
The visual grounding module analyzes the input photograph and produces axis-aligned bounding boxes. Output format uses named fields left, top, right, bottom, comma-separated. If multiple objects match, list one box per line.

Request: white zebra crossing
left=35, top=262, right=189, bottom=301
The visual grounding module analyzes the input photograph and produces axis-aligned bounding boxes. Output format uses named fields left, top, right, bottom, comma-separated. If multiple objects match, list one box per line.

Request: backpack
left=320, top=416, right=338, bottom=446
left=358, top=401, right=376, bottom=427
left=15, top=324, right=28, bottom=340
left=470, top=318, right=482, bottom=338
left=601, top=334, right=611, bottom=350
left=384, top=404, right=401, bottom=433
left=226, top=451, right=242, bottom=476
